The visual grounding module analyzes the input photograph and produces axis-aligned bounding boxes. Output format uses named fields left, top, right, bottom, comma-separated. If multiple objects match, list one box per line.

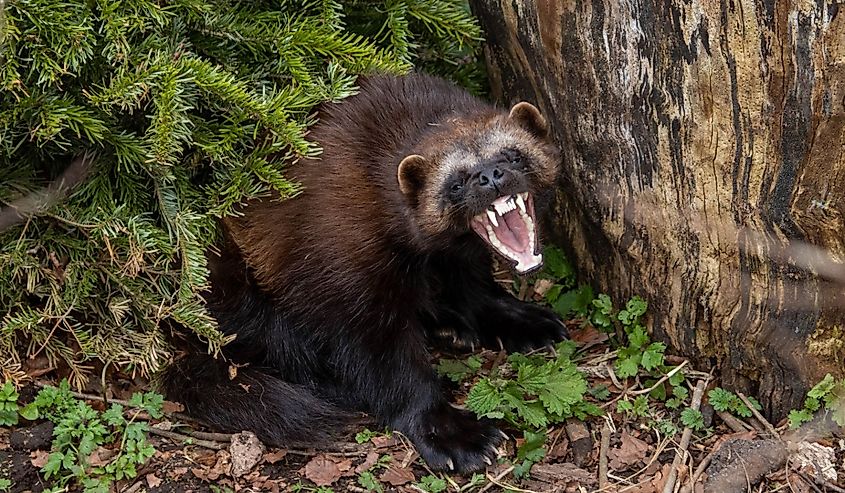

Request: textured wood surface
left=470, top=0, right=845, bottom=416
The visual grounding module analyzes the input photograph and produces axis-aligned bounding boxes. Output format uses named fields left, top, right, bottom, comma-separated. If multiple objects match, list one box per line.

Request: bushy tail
left=161, top=352, right=356, bottom=447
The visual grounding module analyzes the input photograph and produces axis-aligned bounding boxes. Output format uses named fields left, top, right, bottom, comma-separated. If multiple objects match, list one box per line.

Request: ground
left=2, top=285, right=844, bottom=492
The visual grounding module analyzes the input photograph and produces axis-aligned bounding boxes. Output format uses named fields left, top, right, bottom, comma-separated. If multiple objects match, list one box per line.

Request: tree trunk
left=469, top=0, right=845, bottom=417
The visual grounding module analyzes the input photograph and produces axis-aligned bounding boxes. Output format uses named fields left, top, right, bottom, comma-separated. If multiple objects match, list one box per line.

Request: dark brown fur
left=164, top=73, right=564, bottom=473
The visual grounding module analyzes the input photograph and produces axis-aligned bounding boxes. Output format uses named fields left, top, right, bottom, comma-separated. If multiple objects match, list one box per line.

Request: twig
left=716, top=410, right=753, bottom=434
left=631, top=360, right=689, bottom=395
left=599, top=422, right=611, bottom=490
left=478, top=465, right=514, bottom=493
left=172, top=427, right=233, bottom=442
left=822, top=481, right=845, bottom=493
left=663, top=377, right=708, bottom=493
left=146, top=427, right=225, bottom=450
left=737, top=391, right=780, bottom=439
left=484, top=471, right=542, bottom=493
left=605, top=362, right=623, bottom=389
left=121, top=480, right=144, bottom=493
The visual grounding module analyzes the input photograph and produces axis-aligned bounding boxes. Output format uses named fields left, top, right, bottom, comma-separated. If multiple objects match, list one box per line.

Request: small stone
left=229, top=431, right=265, bottom=478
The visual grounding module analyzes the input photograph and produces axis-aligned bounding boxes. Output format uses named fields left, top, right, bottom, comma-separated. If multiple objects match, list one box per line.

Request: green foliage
left=357, top=471, right=383, bottom=492
left=539, top=246, right=594, bottom=319
left=436, top=354, right=483, bottom=383
left=617, top=395, right=649, bottom=419
left=0, top=380, right=162, bottom=492
left=465, top=341, right=602, bottom=430
left=788, top=373, right=845, bottom=429
left=354, top=454, right=391, bottom=492
left=0, top=0, right=483, bottom=386
left=680, top=408, right=705, bottom=431
left=707, top=388, right=760, bottom=418
left=0, top=381, right=19, bottom=426
left=0, top=477, right=10, bottom=492
left=415, top=474, right=448, bottom=493
left=513, top=430, right=545, bottom=479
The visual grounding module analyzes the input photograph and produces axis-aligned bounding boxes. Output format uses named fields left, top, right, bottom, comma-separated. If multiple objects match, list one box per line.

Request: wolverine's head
left=397, top=102, right=559, bottom=274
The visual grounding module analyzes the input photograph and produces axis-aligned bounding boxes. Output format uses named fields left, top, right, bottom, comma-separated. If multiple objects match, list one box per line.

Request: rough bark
left=469, top=0, right=845, bottom=417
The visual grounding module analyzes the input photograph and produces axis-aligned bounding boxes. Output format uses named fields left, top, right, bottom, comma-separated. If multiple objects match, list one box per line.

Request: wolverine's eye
left=450, top=182, right=464, bottom=193
left=504, top=148, right=527, bottom=169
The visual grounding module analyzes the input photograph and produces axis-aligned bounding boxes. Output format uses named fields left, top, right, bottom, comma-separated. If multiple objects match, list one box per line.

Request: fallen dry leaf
left=380, top=464, right=415, bottom=486
left=303, top=455, right=350, bottom=486
left=264, top=449, right=288, bottom=464
left=355, top=451, right=380, bottom=474
left=568, top=325, right=609, bottom=349
left=88, top=446, right=118, bottom=467
left=30, top=450, right=49, bottom=468
left=162, top=400, right=185, bottom=414
left=146, top=473, right=162, bottom=488
left=371, top=435, right=397, bottom=448
left=608, top=431, right=650, bottom=470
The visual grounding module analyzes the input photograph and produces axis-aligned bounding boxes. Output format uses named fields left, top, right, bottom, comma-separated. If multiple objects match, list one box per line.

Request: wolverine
left=165, top=73, right=566, bottom=473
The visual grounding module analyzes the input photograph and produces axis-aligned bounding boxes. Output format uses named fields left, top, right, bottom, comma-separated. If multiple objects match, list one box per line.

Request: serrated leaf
left=807, top=374, right=835, bottom=400
left=19, top=402, right=39, bottom=421
left=515, top=401, right=548, bottom=428
left=616, top=355, right=640, bottom=379
left=641, top=343, right=665, bottom=370
left=788, top=408, right=813, bottom=429
left=539, top=375, right=587, bottom=416
left=680, top=408, right=704, bottom=431
left=627, top=326, right=649, bottom=349
left=465, top=380, right=501, bottom=416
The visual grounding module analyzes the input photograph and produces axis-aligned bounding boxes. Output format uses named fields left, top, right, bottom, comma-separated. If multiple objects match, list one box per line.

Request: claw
left=483, top=456, right=492, bottom=466
left=446, top=458, right=454, bottom=471
left=498, top=430, right=510, bottom=441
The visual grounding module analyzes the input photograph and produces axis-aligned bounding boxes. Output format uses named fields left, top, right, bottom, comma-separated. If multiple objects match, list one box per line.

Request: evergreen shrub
left=0, top=0, right=482, bottom=387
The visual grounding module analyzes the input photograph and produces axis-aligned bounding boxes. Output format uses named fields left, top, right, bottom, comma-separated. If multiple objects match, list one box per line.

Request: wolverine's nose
left=478, top=167, right=505, bottom=188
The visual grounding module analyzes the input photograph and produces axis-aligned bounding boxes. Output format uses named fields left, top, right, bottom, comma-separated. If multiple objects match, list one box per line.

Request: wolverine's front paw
left=403, top=403, right=504, bottom=474
left=484, top=299, right=568, bottom=353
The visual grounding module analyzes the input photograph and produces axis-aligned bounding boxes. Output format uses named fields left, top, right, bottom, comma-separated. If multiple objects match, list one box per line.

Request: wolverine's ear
left=508, top=102, right=548, bottom=139
left=398, top=154, right=427, bottom=198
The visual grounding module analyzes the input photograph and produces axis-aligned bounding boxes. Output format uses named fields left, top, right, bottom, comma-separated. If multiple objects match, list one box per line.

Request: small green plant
left=415, top=474, right=448, bottom=493
left=0, top=477, right=11, bottom=492
left=617, top=395, right=650, bottom=419
left=680, top=408, right=705, bottom=431
left=435, top=355, right=483, bottom=383
left=357, top=471, right=383, bottom=493
left=0, top=380, right=162, bottom=493
left=465, top=341, right=602, bottom=430
left=354, top=453, right=391, bottom=492
left=354, top=428, right=390, bottom=444
left=788, top=373, right=845, bottom=429
left=512, top=430, right=546, bottom=479
left=707, top=388, right=761, bottom=418
left=538, top=247, right=594, bottom=319
left=0, top=382, right=20, bottom=426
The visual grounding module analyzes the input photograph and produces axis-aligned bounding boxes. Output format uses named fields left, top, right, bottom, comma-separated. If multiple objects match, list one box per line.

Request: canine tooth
left=516, top=194, right=526, bottom=212
left=487, top=209, right=499, bottom=227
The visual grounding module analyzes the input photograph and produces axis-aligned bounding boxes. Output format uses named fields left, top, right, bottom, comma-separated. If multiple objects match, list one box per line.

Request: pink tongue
left=492, top=209, right=529, bottom=252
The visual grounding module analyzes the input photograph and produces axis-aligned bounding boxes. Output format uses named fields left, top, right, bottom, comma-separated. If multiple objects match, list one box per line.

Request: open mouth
left=470, top=192, right=543, bottom=274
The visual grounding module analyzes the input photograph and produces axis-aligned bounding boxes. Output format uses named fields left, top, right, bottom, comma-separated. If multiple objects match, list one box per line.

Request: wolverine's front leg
left=432, top=261, right=568, bottom=353
left=333, top=321, right=503, bottom=473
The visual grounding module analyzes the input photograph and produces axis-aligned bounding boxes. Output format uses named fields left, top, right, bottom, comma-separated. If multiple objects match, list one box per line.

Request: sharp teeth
left=516, top=194, right=526, bottom=213
left=487, top=209, right=499, bottom=227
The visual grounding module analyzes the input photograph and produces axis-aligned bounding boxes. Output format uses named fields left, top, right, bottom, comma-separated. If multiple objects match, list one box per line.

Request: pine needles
left=0, top=0, right=483, bottom=387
